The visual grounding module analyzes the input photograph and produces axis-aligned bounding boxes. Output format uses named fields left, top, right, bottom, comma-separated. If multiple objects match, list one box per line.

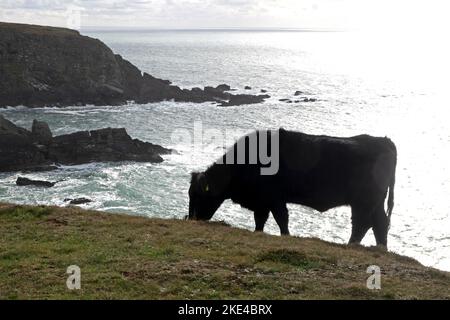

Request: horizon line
left=0, top=21, right=349, bottom=33
left=80, top=26, right=347, bottom=33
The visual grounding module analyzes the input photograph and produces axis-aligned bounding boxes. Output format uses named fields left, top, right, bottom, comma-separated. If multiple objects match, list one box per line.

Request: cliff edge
left=0, top=22, right=269, bottom=108
left=0, top=203, right=448, bottom=299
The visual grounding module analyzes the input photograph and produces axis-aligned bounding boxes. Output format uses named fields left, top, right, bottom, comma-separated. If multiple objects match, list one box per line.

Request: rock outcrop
left=0, top=115, right=171, bottom=172
left=16, top=177, right=56, bottom=187
left=64, top=198, right=92, bottom=205
left=0, top=115, right=51, bottom=172
left=47, top=127, right=169, bottom=165
left=220, top=94, right=270, bottom=107
left=32, top=119, right=52, bottom=144
left=279, top=96, right=317, bottom=104
left=0, top=22, right=269, bottom=108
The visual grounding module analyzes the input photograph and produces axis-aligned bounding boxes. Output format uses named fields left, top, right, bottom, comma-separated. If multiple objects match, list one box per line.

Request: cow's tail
left=386, top=140, right=397, bottom=228
left=387, top=176, right=395, bottom=228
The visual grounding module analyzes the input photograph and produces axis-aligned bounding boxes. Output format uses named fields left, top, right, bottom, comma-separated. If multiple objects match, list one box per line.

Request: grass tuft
left=256, top=249, right=321, bottom=270
left=0, top=205, right=53, bottom=219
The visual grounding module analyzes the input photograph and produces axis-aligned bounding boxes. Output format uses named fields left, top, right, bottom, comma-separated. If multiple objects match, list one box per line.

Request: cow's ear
left=191, top=172, right=199, bottom=184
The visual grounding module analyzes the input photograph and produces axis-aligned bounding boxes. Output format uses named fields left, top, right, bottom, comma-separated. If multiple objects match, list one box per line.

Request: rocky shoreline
left=0, top=115, right=171, bottom=172
left=0, top=22, right=270, bottom=108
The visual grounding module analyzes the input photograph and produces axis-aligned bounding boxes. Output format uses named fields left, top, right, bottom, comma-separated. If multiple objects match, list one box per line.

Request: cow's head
left=187, top=172, right=223, bottom=221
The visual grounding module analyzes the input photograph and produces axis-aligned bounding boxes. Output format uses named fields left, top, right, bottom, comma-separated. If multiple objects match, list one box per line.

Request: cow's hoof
left=375, top=245, right=388, bottom=252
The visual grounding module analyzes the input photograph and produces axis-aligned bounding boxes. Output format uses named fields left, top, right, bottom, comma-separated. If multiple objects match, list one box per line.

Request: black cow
left=188, top=129, right=397, bottom=247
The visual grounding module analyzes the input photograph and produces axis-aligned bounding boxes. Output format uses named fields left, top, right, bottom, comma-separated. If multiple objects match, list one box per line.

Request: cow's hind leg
left=349, top=205, right=371, bottom=245
left=254, top=209, right=270, bottom=232
left=372, top=204, right=389, bottom=248
left=271, top=203, right=290, bottom=236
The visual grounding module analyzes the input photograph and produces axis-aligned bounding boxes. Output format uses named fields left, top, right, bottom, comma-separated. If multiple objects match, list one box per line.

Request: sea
left=1, top=29, right=449, bottom=271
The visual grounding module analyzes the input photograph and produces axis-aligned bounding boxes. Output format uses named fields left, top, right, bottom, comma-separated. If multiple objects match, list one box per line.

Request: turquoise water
left=1, top=30, right=449, bottom=271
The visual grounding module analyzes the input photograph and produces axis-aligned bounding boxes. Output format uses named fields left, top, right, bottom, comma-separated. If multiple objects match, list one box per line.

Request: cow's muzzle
left=185, top=210, right=197, bottom=220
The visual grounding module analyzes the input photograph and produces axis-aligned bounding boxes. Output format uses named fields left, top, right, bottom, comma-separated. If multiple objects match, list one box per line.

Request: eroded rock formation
left=0, top=115, right=171, bottom=172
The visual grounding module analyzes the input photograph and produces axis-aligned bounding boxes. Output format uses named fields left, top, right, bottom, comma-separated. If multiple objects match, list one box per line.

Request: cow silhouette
left=188, top=129, right=397, bottom=248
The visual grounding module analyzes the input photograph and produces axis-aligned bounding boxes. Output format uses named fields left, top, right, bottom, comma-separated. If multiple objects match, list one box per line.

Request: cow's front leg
left=271, top=203, right=290, bottom=236
left=254, top=209, right=270, bottom=232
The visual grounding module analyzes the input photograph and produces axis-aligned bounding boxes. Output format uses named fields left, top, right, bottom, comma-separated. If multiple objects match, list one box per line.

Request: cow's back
left=277, top=130, right=395, bottom=211
left=223, top=129, right=396, bottom=212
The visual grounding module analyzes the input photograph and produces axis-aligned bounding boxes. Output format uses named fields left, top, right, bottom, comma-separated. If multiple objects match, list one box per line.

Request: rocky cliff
left=0, top=22, right=269, bottom=107
left=0, top=115, right=170, bottom=172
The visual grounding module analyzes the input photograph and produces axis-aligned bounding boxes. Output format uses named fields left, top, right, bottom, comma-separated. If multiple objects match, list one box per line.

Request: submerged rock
left=16, top=177, right=55, bottom=187
left=0, top=117, right=171, bottom=172
left=244, top=86, right=252, bottom=90
left=64, top=197, right=92, bottom=205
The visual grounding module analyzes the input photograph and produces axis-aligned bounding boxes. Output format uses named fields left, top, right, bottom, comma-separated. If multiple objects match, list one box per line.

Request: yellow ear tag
left=205, top=185, right=209, bottom=192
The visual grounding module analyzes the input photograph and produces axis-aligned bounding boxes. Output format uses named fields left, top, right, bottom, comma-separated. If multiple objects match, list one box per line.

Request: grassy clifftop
left=0, top=22, right=80, bottom=36
left=0, top=203, right=448, bottom=299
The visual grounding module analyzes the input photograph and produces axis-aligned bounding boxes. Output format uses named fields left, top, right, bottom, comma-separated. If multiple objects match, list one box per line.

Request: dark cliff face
left=0, top=22, right=269, bottom=108
left=0, top=23, right=126, bottom=107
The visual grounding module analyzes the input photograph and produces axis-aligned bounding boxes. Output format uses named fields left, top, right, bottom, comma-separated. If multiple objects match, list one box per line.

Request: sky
left=0, top=0, right=449, bottom=31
